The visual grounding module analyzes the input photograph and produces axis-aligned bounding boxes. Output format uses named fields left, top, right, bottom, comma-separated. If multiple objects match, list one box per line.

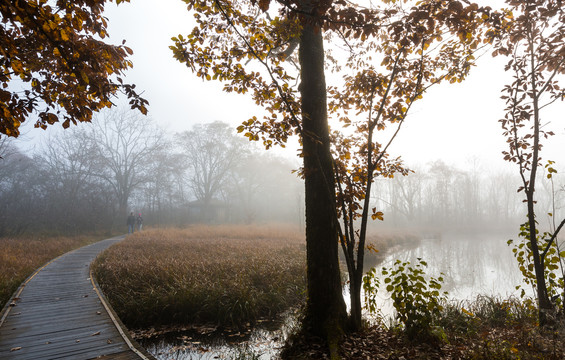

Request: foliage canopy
left=0, top=0, right=148, bottom=138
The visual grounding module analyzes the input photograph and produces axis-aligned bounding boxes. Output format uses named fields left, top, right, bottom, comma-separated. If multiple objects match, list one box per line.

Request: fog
left=2, top=106, right=565, bottom=237
left=0, top=112, right=305, bottom=235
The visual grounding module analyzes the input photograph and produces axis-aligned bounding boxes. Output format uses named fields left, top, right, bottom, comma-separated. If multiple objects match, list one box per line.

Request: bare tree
left=135, top=146, right=186, bottom=226
left=176, top=121, right=246, bottom=222
left=39, top=129, right=101, bottom=231
left=86, top=108, right=164, bottom=220
left=0, top=146, right=42, bottom=235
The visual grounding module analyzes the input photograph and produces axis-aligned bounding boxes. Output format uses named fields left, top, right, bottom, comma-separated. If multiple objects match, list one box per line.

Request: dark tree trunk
left=349, top=274, right=362, bottom=330
left=299, top=16, right=348, bottom=349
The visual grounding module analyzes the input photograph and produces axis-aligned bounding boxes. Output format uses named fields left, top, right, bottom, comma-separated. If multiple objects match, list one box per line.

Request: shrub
left=364, top=257, right=447, bottom=342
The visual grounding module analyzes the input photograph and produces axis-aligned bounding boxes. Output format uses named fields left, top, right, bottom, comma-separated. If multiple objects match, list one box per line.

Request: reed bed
left=0, top=235, right=100, bottom=308
left=91, top=225, right=307, bottom=330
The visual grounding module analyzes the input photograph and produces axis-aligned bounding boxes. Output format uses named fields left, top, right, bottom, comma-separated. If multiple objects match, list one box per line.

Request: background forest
left=2, top=110, right=564, bottom=236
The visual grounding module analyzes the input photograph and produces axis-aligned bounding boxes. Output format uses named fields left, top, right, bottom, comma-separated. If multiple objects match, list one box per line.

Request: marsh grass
left=0, top=235, right=101, bottom=308
left=92, top=225, right=307, bottom=330
left=438, top=295, right=537, bottom=336
left=435, top=296, right=565, bottom=359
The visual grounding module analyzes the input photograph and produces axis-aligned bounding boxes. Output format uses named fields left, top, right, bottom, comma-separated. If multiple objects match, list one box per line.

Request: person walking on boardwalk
left=136, top=213, right=143, bottom=231
left=127, top=212, right=136, bottom=233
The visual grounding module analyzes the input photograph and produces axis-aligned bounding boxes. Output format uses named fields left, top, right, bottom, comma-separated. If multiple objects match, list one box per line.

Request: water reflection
left=138, top=313, right=296, bottom=360
left=353, top=232, right=529, bottom=322
left=385, top=232, right=526, bottom=299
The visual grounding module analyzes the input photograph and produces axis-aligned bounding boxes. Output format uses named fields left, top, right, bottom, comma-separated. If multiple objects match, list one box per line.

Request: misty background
left=2, top=106, right=565, bottom=237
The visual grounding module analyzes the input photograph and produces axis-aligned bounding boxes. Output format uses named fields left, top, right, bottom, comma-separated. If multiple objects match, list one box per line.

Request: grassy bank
left=0, top=235, right=102, bottom=308
left=286, top=295, right=565, bottom=359
left=91, top=225, right=307, bottom=330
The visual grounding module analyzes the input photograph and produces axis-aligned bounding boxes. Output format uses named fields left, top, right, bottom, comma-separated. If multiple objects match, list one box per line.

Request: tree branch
left=541, top=217, right=565, bottom=260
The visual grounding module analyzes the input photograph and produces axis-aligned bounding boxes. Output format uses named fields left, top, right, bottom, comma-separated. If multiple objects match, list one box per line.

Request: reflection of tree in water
left=380, top=233, right=525, bottom=302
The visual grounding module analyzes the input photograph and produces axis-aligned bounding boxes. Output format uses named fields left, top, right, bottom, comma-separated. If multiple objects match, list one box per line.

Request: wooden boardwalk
left=0, top=235, right=155, bottom=360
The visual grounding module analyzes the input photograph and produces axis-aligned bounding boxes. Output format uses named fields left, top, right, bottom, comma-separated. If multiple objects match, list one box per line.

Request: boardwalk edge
left=90, top=261, right=157, bottom=360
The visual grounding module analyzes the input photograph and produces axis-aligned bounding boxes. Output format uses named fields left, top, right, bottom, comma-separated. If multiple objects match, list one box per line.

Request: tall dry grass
left=92, top=225, right=307, bottom=329
left=0, top=235, right=101, bottom=308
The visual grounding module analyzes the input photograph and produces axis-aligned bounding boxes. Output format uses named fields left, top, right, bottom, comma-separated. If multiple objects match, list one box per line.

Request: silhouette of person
left=127, top=212, right=136, bottom=234
left=136, top=213, right=143, bottom=231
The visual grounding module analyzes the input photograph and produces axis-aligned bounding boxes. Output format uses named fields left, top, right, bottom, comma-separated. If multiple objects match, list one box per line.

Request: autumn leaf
left=0, top=0, right=147, bottom=138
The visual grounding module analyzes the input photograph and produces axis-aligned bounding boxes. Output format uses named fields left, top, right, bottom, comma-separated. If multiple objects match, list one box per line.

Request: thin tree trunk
left=527, top=35, right=553, bottom=324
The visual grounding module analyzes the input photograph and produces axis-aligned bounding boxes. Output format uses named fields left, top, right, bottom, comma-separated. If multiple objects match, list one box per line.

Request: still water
left=346, top=232, right=528, bottom=322
left=139, top=232, right=527, bottom=359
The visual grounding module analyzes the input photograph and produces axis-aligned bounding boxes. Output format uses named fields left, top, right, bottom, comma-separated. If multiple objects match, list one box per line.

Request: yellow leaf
left=11, top=60, right=23, bottom=73
left=366, top=244, right=380, bottom=254
left=371, top=211, right=384, bottom=221
left=60, top=29, right=69, bottom=41
left=80, top=71, right=89, bottom=84
left=461, top=307, right=475, bottom=317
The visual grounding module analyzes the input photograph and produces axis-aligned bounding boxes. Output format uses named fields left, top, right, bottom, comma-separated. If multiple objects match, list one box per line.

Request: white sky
left=17, top=0, right=564, bottom=172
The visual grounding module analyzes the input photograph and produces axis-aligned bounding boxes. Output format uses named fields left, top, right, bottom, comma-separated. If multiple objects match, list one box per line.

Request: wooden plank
left=0, top=235, right=156, bottom=360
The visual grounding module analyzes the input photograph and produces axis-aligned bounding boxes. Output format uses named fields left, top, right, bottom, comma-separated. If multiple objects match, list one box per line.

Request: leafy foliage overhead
left=171, top=0, right=507, bottom=150
left=0, top=0, right=148, bottom=138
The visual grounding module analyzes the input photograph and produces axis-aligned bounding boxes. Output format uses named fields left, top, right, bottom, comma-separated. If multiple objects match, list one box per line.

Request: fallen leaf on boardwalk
left=92, top=331, right=101, bottom=336
left=10, top=347, right=22, bottom=351
left=107, top=339, right=113, bottom=344
left=96, top=311, right=101, bottom=315
left=45, top=341, right=51, bottom=344
left=76, top=339, right=80, bottom=343
left=9, top=301, right=17, bottom=307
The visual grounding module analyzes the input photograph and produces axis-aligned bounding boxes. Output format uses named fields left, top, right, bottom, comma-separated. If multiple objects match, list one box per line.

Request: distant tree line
left=0, top=110, right=303, bottom=236
left=2, top=109, right=564, bottom=237
left=372, top=159, right=565, bottom=232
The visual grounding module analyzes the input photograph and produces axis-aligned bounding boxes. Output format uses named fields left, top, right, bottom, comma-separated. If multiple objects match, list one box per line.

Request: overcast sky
left=18, top=0, right=564, bottom=172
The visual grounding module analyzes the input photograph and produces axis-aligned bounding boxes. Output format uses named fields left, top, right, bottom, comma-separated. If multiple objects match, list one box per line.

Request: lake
left=344, top=231, right=528, bottom=323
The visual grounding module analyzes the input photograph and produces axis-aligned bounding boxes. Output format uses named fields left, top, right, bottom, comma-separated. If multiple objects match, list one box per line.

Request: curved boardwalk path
left=0, top=235, right=155, bottom=360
